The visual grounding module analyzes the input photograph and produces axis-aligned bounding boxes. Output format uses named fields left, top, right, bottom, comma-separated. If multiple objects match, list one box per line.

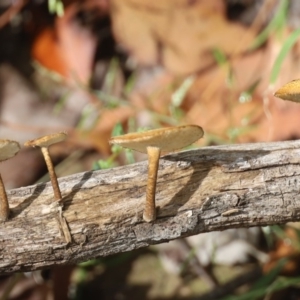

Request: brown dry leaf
left=74, top=105, right=136, bottom=154
left=125, top=32, right=300, bottom=144
left=32, top=3, right=99, bottom=84
left=182, top=33, right=300, bottom=143
left=110, top=0, right=257, bottom=74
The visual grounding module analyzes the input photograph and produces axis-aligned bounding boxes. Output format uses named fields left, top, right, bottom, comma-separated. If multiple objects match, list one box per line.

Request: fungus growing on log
left=109, top=125, right=204, bottom=222
left=274, top=79, right=300, bottom=102
left=24, top=132, right=67, bottom=201
left=0, top=140, right=20, bottom=221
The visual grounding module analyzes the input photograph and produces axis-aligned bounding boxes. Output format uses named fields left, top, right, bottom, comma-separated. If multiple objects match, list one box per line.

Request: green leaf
left=48, top=0, right=64, bottom=16
left=112, top=123, right=124, bottom=136
left=212, top=48, right=228, bottom=66
left=171, top=76, right=195, bottom=107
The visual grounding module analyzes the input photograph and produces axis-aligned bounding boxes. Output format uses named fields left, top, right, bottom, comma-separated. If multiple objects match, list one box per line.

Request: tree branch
left=1, top=140, right=300, bottom=274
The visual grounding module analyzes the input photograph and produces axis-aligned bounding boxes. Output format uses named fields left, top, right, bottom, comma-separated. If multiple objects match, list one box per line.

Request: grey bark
left=1, top=140, right=300, bottom=274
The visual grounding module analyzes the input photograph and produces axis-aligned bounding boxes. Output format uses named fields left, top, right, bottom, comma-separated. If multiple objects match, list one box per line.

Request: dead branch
left=0, top=0, right=29, bottom=29
left=1, top=139, right=300, bottom=274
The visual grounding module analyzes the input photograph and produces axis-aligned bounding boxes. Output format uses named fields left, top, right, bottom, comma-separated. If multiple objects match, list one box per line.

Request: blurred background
left=2, top=0, right=300, bottom=299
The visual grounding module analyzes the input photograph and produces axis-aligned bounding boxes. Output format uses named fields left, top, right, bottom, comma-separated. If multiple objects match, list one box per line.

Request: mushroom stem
left=41, top=147, right=62, bottom=201
left=144, top=146, right=161, bottom=222
left=0, top=174, right=9, bottom=221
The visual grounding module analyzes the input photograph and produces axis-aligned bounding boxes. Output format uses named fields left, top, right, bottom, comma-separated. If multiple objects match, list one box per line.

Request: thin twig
left=0, top=0, right=28, bottom=29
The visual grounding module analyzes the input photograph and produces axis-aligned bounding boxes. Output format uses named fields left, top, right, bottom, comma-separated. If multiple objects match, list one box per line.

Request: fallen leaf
left=110, top=0, right=257, bottom=74
left=32, top=3, right=100, bottom=84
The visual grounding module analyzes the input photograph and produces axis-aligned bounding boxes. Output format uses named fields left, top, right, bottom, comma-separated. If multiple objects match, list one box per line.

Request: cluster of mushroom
left=0, top=125, right=204, bottom=224
left=0, top=132, right=67, bottom=222
left=0, top=78, right=296, bottom=224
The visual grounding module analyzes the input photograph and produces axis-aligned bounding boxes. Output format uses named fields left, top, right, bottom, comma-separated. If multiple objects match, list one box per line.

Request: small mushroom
left=24, top=132, right=67, bottom=201
left=0, top=140, right=20, bottom=221
left=109, top=125, right=204, bottom=222
left=274, top=79, right=300, bottom=102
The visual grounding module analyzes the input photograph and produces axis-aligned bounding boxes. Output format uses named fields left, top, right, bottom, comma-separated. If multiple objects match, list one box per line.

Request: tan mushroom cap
left=274, top=79, right=300, bottom=102
left=109, top=125, right=204, bottom=153
left=0, top=140, right=20, bottom=161
left=24, top=132, right=67, bottom=148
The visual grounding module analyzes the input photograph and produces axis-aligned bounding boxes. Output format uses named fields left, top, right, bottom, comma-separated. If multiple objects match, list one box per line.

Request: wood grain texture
left=2, top=140, right=300, bottom=274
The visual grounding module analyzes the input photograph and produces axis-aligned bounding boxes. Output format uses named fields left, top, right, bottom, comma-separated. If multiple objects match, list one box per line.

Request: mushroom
left=24, top=132, right=67, bottom=201
left=274, top=79, right=300, bottom=102
left=109, top=125, right=204, bottom=222
left=0, top=140, right=20, bottom=221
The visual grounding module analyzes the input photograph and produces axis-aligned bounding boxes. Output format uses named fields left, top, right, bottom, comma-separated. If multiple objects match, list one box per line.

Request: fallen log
left=1, top=139, right=300, bottom=274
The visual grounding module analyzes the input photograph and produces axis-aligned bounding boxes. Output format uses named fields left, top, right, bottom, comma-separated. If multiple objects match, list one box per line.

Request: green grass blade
left=270, top=28, right=300, bottom=84
left=251, top=0, right=288, bottom=50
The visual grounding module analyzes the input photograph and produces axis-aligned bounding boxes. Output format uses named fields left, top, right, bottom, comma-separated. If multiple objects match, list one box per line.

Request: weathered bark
left=1, top=140, right=300, bottom=274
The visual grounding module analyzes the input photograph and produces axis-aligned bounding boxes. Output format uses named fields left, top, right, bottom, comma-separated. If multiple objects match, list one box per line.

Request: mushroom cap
left=0, top=140, right=20, bottom=161
left=24, top=132, right=67, bottom=148
left=274, top=79, right=300, bottom=102
left=109, top=125, right=204, bottom=153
